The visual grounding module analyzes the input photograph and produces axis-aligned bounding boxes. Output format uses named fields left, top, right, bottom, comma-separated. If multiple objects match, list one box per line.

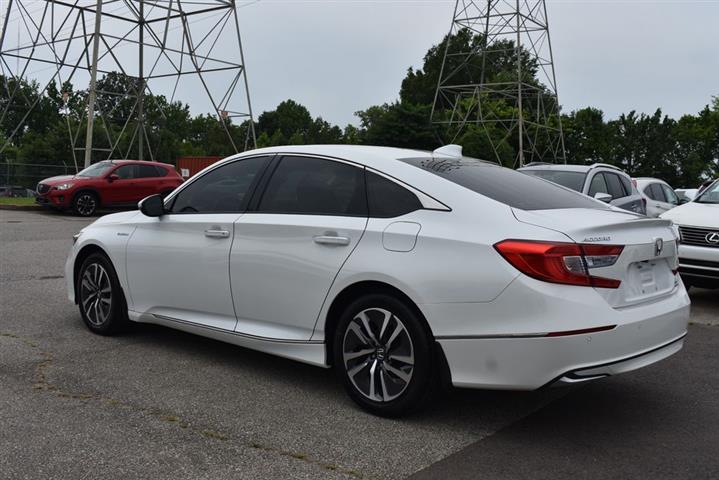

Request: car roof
left=634, top=177, right=667, bottom=183
left=104, top=159, right=171, bottom=166
left=519, top=164, right=592, bottom=173
left=232, top=145, right=432, bottom=171
left=519, top=163, right=631, bottom=176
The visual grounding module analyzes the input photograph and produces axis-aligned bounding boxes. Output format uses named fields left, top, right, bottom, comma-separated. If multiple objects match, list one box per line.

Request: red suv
left=36, top=160, right=184, bottom=216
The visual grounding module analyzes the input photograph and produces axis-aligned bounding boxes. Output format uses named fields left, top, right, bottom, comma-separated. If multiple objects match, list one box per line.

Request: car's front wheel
left=334, top=294, right=435, bottom=417
left=73, top=192, right=98, bottom=216
left=77, top=253, right=128, bottom=335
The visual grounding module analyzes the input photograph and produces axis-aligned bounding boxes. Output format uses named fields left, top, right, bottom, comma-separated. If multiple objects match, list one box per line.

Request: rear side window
left=619, top=175, right=633, bottom=196
left=520, top=169, right=586, bottom=192
left=604, top=173, right=627, bottom=199
left=643, top=185, right=656, bottom=200
left=258, top=156, right=367, bottom=216
left=366, top=172, right=422, bottom=218
left=401, top=157, right=605, bottom=211
left=137, top=165, right=162, bottom=178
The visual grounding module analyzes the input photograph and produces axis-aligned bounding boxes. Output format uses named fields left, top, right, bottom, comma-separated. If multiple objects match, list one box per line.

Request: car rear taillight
left=494, top=240, right=624, bottom=289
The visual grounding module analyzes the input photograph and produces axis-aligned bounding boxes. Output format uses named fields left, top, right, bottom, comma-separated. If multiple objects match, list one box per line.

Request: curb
left=0, top=204, right=42, bottom=211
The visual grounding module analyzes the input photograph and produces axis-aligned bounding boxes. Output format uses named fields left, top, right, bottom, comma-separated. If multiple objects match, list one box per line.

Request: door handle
left=205, top=229, right=230, bottom=238
left=313, top=235, right=350, bottom=246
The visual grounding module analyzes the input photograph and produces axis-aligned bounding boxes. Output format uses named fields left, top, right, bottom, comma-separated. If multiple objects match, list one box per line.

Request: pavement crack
left=245, top=441, right=370, bottom=479
left=1, top=331, right=371, bottom=479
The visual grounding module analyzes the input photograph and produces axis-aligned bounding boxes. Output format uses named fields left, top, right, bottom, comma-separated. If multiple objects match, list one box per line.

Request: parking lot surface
left=1, top=209, right=718, bottom=479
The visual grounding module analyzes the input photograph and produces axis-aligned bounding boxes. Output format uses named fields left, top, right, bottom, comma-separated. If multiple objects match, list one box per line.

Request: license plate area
left=623, top=259, right=674, bottom=303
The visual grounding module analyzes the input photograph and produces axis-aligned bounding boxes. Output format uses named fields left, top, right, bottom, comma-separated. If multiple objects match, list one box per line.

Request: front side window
left=170, top=156, right=268, bottom=213
left=402, top=157, right=606, bottom=211
left=661, top=184, right=678, bottom=205
left=257, top=156, right=367, bottom=216
left=588, top=173, right=609, bottom=197
left=114, top=165, right=136, bottom=180
left=604, top=173, right=627, bottom=199
left=366, top=172, right=422, bottom=218
left=649, top=183, right=666, bottom=202
left=520, top=169, right=586, bottom=192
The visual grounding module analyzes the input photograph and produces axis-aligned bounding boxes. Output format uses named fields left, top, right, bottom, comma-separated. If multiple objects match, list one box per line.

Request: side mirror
left=108, top=174, right=119, bottom=182
left=139, top=194, right=165, bottom=217
left=594, top=192, right=613, bottom=203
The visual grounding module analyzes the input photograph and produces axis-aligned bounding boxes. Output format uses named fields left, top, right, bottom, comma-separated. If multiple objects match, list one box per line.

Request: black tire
left=333, top=293, right=435, bottom=417
left=73, top=191, right=98, bottom=216
left=77, top=253, right=128, bottom=335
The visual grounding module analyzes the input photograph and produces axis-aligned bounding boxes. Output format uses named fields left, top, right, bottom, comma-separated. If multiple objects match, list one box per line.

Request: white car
left=519, top=163, right=646, bottom=214
left=66, top=145, right=690, bottom=416
left=634, top=177, right=680, bottom=217
left=675, top=188, right=698, bottom=203
left=661, top=179, right=719, bottom=290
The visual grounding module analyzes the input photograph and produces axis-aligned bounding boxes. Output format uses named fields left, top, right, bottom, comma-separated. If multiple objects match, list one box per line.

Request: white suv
left=661, top=179, right=719, bottom=290
left=519, top=163, right=646, bottom=215
left=634, top=177, right=680, bottom=217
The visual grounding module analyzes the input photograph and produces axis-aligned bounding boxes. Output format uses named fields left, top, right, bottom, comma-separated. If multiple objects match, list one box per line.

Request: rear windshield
left=402, top=157, right=606, bottom=211
left=520, top=169, right=586, bottom=192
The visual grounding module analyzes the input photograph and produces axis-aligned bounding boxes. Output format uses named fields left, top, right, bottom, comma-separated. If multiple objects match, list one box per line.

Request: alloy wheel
left=76, top=194, right=96, bottom=216
left=80, top=263, right=112, bottom=326
left=342, top=307, right=415, bottom=402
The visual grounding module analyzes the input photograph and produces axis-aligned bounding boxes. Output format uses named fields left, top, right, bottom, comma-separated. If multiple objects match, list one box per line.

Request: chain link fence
left=0, top=161, right=79, bottom=193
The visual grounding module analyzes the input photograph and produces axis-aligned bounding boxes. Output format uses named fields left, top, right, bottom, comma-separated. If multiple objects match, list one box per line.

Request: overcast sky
left=235, top=0, right=719, bottom=126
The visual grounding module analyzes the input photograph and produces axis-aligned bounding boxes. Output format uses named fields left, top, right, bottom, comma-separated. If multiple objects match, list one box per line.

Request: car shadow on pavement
left=408, top=324, right=719, bottom=479
left=117, top=321, right=562, bottom=424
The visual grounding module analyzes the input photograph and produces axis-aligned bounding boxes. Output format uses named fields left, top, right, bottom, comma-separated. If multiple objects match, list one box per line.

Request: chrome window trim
left=164, top=151, right=451, bottom=213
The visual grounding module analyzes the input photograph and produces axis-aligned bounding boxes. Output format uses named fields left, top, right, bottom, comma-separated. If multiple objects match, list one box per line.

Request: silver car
left=519, top=163, right=646, bottom=215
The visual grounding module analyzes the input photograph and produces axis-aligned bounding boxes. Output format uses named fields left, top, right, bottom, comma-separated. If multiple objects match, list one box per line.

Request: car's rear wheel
left=73, top=192, right=98, bottom=216
left=333, top=294, right=435, bottom=417
left=77, top=253, right=128, bottom=335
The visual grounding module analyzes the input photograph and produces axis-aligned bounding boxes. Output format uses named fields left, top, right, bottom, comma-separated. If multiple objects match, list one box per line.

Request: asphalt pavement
left=1, top=208, right=717, bottom=479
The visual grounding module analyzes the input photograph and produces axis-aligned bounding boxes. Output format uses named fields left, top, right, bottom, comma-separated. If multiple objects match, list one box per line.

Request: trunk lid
left=513, top=207, right=679, bottom=308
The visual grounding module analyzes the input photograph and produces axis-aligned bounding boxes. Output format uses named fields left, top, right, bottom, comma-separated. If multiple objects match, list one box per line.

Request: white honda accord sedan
left=66, top=145, right=690, bottom=416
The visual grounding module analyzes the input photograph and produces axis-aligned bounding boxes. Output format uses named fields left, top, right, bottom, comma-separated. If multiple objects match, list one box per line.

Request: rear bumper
left=429, top=277, right=690, bottom=390
left=550, top=334, right=684, bottom=386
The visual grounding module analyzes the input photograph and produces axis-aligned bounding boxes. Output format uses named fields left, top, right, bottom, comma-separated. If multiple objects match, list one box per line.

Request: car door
left=659, top=183, right=679, bottom=213
left=125, top=155, right=270, bottom=331
left=105, top=164, right=138, bottom=204
left=230, top=155, right=368, bottom=341
left=644, top=183, right=668, bottom=217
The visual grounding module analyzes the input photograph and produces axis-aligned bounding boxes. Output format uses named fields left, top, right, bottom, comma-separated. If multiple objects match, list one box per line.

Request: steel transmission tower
left=0, top=0, right=256, bottom=168
left=431, top=0, right=566, bottom=167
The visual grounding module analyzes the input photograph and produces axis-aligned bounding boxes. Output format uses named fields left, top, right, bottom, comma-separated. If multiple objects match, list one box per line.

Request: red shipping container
left=176, top=156, right=224, bottom=179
